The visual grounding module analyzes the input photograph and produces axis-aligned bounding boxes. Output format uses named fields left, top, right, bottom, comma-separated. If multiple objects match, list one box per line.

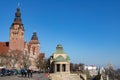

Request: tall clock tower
left=9, top=7, right=24, bottom=51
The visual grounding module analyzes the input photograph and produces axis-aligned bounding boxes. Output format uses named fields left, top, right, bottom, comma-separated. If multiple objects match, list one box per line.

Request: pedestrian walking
left=30, top=69, right=33, bottom=77
left=27, top=69, right=30, bottom=78
left=21, top=69, right=24, bottom=77
left=24, top=69, right=27, bottom=77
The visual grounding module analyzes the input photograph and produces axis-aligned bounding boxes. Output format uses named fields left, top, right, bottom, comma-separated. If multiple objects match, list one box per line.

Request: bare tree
left=21, top=51, right=31, bottom=68
left=115, top=68, right=120, bottom=80
left=8, top=50, right=24, bottom=68
left=79, top=63, right=85, bottom=73
left=0, top=50, right=31, bottom=69
left=35, top=55, right=46, bottom=71
left=106, top=65, right=115, bottom=80
left=0, top=53, right=9, bottom=67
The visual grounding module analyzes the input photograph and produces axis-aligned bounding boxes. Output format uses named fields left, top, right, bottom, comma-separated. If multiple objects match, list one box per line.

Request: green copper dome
left=55, top=44, right=66, bottom=54
left=54, top=55, right=70, bottom=62
left=55, top=55, right=66, bottom=62
left=56, top=44, right=63, bottom=50
left=66, top=56, right=70, bottom=60
left=57, top=44, right=62, bottom=47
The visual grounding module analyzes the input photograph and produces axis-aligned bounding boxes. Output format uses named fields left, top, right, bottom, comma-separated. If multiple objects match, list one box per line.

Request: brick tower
left=29, top=32, right=40, bottom=55
left=9, top=7, right=24, bottom=51
left=29, top=32, right=40, bottom=70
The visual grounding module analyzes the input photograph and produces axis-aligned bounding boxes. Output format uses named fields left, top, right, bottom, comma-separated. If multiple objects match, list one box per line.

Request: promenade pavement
left=0, top=73, right=49, bottom=80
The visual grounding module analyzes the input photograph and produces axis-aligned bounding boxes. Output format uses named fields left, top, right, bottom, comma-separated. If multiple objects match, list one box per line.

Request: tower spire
left=13, top=6, right=22, bottom=24
left=10, top=4, right=24, bottom=31
left=17, top=0, right=20, bottom=8
left=30, top=32, right=39, bottom=44
left=18, top=2, right=20, bottom=8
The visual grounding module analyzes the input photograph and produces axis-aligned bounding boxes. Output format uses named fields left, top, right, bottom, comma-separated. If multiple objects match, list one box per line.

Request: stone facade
left=50, top=44, right=70, bottom=73
left=28, top=32, right=40, bottom=70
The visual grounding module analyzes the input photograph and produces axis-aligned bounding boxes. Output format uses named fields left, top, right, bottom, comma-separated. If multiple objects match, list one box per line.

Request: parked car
left=0, top=68, right=6, bottom=76
left=4, top=70, right=12, bottom=76
left=0, top=71, right=3, bottom=77
left=10, top=69, right=18, bottom=75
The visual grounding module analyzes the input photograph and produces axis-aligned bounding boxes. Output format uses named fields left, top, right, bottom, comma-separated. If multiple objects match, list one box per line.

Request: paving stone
left=0, top=73, right=49, bottom=80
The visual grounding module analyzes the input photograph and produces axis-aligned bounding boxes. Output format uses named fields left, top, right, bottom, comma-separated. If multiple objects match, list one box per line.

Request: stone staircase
left=49, top=73, right=84, bottom=80
left=69, top=74, right=81, bottom=80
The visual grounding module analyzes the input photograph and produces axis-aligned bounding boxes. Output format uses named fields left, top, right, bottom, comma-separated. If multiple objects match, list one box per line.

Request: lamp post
left=48, top=67, right=49, bottom=73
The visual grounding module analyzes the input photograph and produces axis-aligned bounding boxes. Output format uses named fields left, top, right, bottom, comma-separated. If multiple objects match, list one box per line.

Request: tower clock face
left=13, top=29, right=18, bottom=33
left=14, top=25, right=19, bottom=30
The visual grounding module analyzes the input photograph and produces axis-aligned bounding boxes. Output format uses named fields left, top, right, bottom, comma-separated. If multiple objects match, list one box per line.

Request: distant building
left=85, top=65, right=97, bottom=70
left=0, top=7, right=45, bottom=70
left=50, top=44, right=70, bottom=73
left=98, top=67, right=109, bottom=80
left=84, top=65, right=98, bottom=76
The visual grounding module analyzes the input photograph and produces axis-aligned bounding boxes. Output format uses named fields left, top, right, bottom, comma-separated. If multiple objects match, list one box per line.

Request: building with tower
left=0, top=6, right=44, bottom=70
left=9, top=7, right=24, bottom=52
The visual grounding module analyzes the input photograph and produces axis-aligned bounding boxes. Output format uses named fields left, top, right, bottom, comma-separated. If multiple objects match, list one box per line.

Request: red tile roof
left=0, top=42, right=9, bottom=54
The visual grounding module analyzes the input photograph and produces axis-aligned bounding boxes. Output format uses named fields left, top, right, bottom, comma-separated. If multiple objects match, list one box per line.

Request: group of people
left=21, top=68, right=33, bottom=78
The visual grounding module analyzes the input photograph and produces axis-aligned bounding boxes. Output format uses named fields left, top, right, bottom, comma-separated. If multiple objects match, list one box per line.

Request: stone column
left=65, top=64, right=66, bottom=72
left=66, top=63, right=70, bottom=72
left=60, top=64, right=62, bottom=72
left=68, top=64, right=70, bottom=72
left=54, top=64, right=57, bottom=73
left=63, top=64, right=66, bottom=72
left=68, top=63, right=70, bottom=72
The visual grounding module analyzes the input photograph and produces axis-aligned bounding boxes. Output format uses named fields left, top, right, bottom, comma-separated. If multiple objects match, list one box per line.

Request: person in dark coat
left=24, top=69, right=27, bottom=77
left=30, top=69, right=33, bottom=77
left=27, top=69, right=30, bottom=78
left=21, top=69, right=24, bottom=77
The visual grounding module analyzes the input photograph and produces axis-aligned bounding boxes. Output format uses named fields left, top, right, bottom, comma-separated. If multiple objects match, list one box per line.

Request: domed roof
left=57, top=44, right=62, bottom=48
left=15, top=7, right=21, bottom=17
left=14, top=7, right=22, bottom=23
left=56, top=44, right=63, bottom=50
left=54, top=55, right=70, bottom=62
left=10, top=7, right=24, bottom=30
left=55, top=44, right=66, bottom=54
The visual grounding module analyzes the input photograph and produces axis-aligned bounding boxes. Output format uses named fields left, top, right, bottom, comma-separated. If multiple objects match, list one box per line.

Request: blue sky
left=0, top=0, right=120, bottom=68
